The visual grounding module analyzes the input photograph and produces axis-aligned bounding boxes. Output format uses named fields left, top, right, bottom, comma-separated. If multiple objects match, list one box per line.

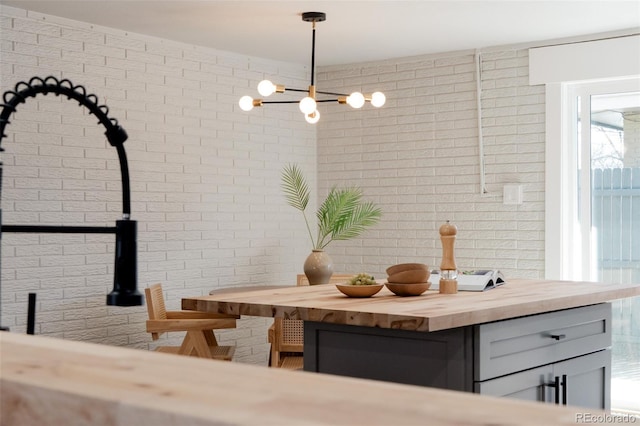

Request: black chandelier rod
left=311, top=20, right=317, bottom=86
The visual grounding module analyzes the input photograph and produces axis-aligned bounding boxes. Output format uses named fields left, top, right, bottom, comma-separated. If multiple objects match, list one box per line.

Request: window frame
left=544, top=77, right=640, bottom=280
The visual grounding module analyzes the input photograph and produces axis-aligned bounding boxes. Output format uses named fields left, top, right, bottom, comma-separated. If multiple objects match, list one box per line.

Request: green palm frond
left=329, top=200, right=382, bottom=242
left=316, top=187, right=381, bottom=249
left=281, top=164, right=315, bottom=247
left=316, top=187, right=359, bottom=245
left=281, top=164, right=310, bottom=212
left=281, top=164, right=382, bottom=250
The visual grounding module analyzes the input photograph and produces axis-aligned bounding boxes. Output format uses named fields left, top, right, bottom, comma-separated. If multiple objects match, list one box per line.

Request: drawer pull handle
left=543, top=376, right=561, bottom=404
left=550, top=334, right=566, bottom=340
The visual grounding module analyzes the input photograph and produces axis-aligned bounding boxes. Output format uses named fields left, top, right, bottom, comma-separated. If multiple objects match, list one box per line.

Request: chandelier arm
left=262, top=99, right=340, bottom=105
left=316, top=90, right=349, bottom=97
left=262, top=100, right=302, bottom=104
left=267, top=87, right=348, bottom=97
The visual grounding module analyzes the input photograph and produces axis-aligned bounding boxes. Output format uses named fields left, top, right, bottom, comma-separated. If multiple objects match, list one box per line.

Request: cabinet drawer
left=474, top=303, right=611, bottom=381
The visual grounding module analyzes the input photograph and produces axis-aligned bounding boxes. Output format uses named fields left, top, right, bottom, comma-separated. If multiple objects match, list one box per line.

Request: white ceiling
left=3, top=1, right=640, bottom=66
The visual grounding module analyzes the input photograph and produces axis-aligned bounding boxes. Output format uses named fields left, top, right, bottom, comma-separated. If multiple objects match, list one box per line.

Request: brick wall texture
left=0, top=5, right=546, bottom=364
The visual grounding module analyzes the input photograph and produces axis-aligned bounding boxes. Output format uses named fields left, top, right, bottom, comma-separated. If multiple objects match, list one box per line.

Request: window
left=558, top=78, right=640, bottom=414
left=531, top=32, right=640, bottom=415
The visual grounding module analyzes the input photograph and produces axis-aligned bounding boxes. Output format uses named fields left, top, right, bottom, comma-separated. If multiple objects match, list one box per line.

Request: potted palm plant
left=281, top=164, right=382, bottom=284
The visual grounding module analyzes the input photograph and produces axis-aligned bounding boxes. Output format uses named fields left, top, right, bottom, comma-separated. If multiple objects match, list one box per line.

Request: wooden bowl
left=387, top=269, right=430, bottom=284
left=385, top=263, right=429, bottom=276
left=335, top=283, right=383, bottom=298
left=385, top=282, right=431, bottom=297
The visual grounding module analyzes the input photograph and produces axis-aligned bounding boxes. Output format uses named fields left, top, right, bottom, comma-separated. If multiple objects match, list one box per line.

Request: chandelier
left=238, top=12, right=386, bottom=124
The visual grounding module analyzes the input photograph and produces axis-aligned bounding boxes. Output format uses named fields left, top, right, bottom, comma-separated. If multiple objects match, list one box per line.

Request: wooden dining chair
left=145, top=283, right=240, bottom=361
left=268, top=273, right=354, bottom=369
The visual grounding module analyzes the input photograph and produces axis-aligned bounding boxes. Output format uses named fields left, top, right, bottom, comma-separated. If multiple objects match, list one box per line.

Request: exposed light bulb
left=305, top=110, right=320, bottom=124
left=257, top=80, right=276, bottom=97
left=371, top=92, right=386, bottom=108
left=347, top=92, right=365, bottom=109
left=239, top=96, right=255, bottom=112
left=299, top=97, right=317, bottom=114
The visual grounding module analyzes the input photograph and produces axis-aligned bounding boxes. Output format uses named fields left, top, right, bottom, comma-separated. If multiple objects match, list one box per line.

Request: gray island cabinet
left=183, top=279, right=639, bottom=411
left=304, top=303, right=611, bottom=409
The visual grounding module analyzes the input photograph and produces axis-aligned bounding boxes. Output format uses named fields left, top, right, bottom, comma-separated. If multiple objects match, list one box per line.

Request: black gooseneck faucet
left=0, top=76, right=143, bottom=331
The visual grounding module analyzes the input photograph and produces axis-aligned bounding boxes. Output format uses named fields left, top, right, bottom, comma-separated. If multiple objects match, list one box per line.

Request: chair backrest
left=296, top=273, right=355, bottom=286
left=278, top=317, right=304, bottom=350
left=145, top=283, right=167, bottom=340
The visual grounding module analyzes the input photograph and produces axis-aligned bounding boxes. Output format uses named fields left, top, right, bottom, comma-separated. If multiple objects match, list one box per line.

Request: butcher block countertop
left=182, top=278, right=640, bottom=332
left=1, top=332, right=605, bottom=426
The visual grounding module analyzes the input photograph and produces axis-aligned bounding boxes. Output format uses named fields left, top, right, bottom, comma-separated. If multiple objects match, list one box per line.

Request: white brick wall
left=1, top=5, right=548, bottom=363
left=316, top=49, right=545, bottom=280
left=0, top=5, right=315, bottom=365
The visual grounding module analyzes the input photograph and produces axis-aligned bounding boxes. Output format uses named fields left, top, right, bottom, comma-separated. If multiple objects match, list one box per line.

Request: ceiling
left=2, top=1, right=640, bottom=66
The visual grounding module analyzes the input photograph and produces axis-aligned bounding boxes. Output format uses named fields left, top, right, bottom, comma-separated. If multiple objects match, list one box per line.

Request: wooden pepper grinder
left=439, top=220, right=458, bottom=294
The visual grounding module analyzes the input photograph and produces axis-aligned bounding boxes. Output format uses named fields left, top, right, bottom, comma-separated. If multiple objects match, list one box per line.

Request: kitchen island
left=183, top=278, right=640, bottom=410
left=1, top=332, right=609, bottom=426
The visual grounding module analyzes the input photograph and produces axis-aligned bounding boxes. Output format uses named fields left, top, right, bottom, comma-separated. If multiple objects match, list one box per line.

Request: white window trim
left=545, top=78, right=640, bottom=280
left=529, top=33, right=640, bottom=279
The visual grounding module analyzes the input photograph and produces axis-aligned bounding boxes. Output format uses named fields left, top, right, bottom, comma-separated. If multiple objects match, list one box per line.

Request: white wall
left=317, top=50, right=545, bottom=279
left=0, top=5, right=315, bottom=364
left=2, top=5, right=550, bottom=362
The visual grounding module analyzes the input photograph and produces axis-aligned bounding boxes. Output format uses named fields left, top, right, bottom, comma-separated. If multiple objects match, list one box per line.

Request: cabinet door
left=554, top=349, right=611, bottom=410
left=475, top=364, right=555, bottom=403
left=304, top=321, right=473, bottom=391
left=476, top=350, right=611, bottom=409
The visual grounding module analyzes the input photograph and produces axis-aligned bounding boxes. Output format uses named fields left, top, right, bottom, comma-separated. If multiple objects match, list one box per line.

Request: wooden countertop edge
left=182, top=280, right=640, bottom=332
left=429, top=287, right=640, bottom=331
left=1, top=332, right=604, bottom=426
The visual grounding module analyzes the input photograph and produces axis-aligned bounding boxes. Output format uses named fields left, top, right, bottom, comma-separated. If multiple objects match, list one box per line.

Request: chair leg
left=178, top=332, right=196, bottom=356
left=178, top=331, right=212, bottom=358
left=271, top=344, right=280, bottom=367
left=203, top=329, right=218, bottom=346
left=188, top=331, right=214, bottom=358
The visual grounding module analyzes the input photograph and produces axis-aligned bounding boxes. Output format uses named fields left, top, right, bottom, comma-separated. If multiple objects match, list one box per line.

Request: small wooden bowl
left=385, top=282, right=431, bottom=297
left=335, top=283, right=383, bottom=298
left=387, top=269, right=430, bottom=284
left=385, top=263, right=429, bottom=276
